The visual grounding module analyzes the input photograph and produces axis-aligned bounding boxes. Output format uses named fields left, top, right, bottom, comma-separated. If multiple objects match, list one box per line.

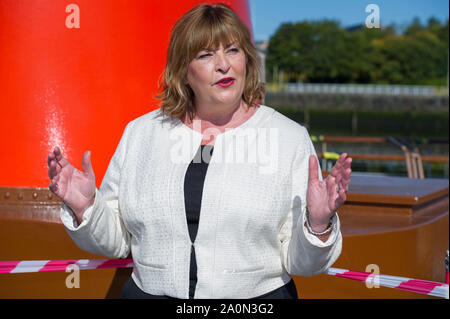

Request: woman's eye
left=198, top=53, right=211, bottom=59
left=228, top=48, right=239, bottom=53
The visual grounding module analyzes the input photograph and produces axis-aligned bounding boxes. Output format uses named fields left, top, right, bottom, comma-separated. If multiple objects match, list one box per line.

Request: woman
left=47, top=3, right=352, bottom=299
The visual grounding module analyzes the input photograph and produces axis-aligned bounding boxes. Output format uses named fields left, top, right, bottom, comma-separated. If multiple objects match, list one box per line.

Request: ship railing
left=313, top=135, right=449, bottom=179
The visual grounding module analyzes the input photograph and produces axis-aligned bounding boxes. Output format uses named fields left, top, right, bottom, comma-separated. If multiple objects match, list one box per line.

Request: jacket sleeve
left=279, top=126, right=342, bottom=276
left=60, top=122, right=133, bottom=259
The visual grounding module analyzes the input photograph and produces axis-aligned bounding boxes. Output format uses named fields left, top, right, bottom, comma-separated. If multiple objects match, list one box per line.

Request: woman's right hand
left=48, top=146, right=96, bottom=224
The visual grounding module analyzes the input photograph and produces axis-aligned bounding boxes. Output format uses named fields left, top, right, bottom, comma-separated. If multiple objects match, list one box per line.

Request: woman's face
left=186, top=41, right=246, bottom=109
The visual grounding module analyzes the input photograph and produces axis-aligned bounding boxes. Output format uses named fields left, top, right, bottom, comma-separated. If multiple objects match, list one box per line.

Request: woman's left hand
left=306, top=153, right=352, bottom=232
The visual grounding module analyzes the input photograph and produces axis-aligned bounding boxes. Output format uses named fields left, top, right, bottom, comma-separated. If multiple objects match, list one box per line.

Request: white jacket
left=61, top=104, right=342, bottom=299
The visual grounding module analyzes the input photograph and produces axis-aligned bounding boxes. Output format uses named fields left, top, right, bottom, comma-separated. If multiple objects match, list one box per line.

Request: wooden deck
left=293, top=173, right=448, bottom=298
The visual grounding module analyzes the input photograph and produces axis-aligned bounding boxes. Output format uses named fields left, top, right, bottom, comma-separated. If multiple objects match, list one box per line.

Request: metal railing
left=268, top=83, right=449, bottom=97
left=313, top=135, right=449, bottom=179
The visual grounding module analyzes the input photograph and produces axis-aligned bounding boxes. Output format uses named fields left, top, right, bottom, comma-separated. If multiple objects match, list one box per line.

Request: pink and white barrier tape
left=0, top=259, right=448, bottom=299
left=0, top=259, right=133, bottom=274
left=326, top=267, right=449, bottom=299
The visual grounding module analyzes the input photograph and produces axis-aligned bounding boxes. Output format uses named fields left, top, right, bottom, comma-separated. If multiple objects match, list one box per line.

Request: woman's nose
left=215, top=52, right=230, bottom=73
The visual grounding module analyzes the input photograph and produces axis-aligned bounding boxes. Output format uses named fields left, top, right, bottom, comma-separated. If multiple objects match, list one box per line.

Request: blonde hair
left=156, top=3, right=265, bottom=121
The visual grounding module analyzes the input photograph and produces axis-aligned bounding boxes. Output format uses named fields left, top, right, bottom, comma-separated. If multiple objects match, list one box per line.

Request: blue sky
left=250, top=0, right=449, bottom=42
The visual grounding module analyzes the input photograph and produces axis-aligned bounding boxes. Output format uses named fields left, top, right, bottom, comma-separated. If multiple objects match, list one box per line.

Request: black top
left=184, top=144, right=214, bottom=243
left=183, top=144, right=214, bottom=298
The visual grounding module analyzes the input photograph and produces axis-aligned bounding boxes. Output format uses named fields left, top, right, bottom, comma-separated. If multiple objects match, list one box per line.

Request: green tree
left=266, top=17, right=448, bottom=85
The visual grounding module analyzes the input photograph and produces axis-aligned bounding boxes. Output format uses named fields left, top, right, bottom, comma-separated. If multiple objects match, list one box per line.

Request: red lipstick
left=215, top=77, right=235, bottom=87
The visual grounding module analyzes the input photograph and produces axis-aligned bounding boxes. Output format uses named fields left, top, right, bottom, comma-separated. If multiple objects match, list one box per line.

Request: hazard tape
left=0, top=259, right=448, bottom=299
left=0, top=259, right=133, bottom=274
left=326, top=267, right=449, bottom=299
